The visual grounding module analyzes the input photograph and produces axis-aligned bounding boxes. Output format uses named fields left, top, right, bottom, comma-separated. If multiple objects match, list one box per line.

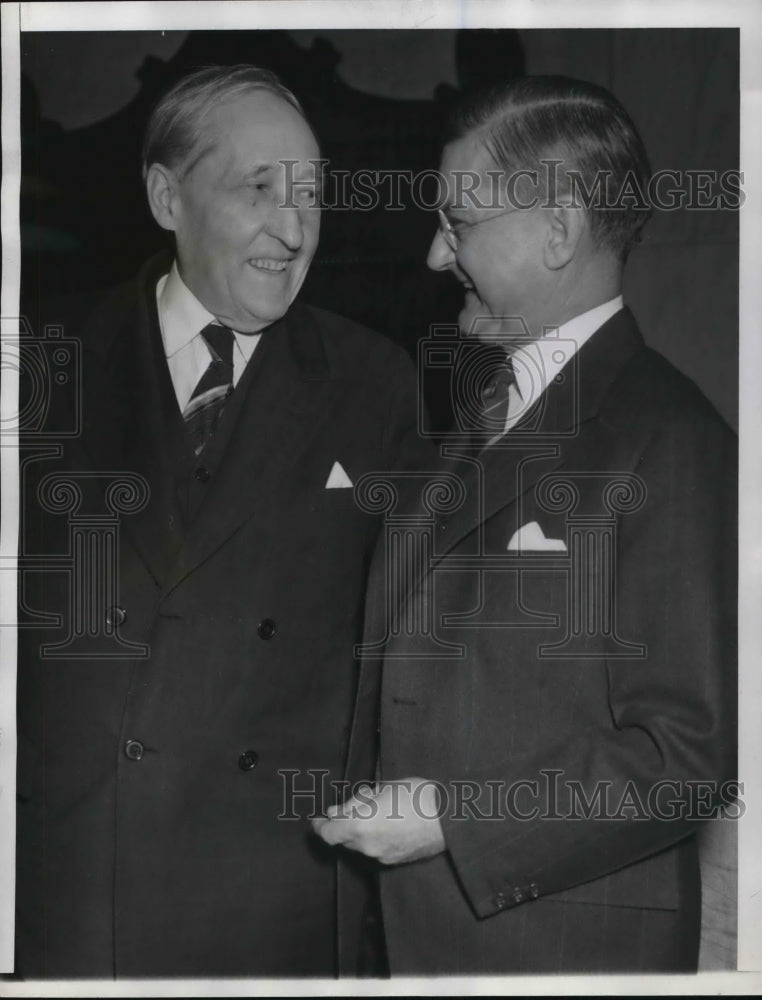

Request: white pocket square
left=507, top=521, right=567, bottom=552
left=325, top=461, right=353, bottom=489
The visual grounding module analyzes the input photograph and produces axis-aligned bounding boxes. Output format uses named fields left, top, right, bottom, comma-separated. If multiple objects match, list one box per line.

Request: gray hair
left=141, top=64, right=311, bottom=181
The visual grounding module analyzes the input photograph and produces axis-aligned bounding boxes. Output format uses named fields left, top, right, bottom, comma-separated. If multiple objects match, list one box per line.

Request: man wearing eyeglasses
left=315, top=76, right=737, bottom=974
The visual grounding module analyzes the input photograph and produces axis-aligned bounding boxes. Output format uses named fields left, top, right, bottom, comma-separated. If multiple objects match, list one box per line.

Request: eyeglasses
left=437, top=205, right=521, bottom=252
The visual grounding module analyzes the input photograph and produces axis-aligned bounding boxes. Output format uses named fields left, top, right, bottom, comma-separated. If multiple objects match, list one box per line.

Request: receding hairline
left=152, top=85, right=320, bottom=182
left=142, top=72, right=319, bottom=181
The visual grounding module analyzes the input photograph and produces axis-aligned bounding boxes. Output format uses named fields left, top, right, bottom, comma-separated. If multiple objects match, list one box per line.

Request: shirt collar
left=156, top=261, right=262, bottom=364
left=511, top=296, right=624, bottom=407
left=157, top=261, right=216, bottom=358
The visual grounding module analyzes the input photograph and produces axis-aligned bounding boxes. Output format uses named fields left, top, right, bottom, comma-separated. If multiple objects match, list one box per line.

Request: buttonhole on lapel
left=392, top=696, right=419, bottom=706
left=157, top=611, right=183, bottom=619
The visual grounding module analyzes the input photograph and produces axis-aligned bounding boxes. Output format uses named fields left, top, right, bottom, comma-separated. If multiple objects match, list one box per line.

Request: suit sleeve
left=439, top=402, right=737, bottom=918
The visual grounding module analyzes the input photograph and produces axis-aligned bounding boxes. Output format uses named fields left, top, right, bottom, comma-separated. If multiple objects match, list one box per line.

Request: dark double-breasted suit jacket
left=16, top=254, right=429, bottom=978
left=343, top=307, right=737, bottom=975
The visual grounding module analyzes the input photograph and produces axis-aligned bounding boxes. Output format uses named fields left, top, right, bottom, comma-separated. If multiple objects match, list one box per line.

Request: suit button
left=124, top=739, right=144, bottom=761
left=529, top=882, right=540, bottom=899
left=512, top=888, right=524, bottom=904
left=194, top=466, right=211, bottom=483
left=493, top=891, right=506, bottom=910
left=106, top=605, right=126, bottom=628
left=257, top=618, right=276, bottom=640
left=238, top=750, right=259, bottom=771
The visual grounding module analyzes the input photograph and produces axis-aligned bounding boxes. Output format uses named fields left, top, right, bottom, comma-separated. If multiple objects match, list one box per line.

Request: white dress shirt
left=156, top=262, right=262, bottom=413
left=488, top=296, right=624, bottom=444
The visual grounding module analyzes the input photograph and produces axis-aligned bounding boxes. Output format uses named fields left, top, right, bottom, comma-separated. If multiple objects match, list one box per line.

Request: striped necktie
left=183, top=323, right=235, bottom=456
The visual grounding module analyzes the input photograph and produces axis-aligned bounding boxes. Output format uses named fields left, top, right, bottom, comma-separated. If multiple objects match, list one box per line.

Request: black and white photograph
left=1, top=0, right=760, bottom=994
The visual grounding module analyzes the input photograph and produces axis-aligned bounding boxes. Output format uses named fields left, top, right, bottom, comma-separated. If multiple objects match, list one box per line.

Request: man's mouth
left=248, top=258, right=290, bottom=273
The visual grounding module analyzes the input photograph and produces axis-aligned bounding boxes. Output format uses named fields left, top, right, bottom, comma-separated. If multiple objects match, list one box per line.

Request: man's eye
left=296, top=187, right=321, bottom=207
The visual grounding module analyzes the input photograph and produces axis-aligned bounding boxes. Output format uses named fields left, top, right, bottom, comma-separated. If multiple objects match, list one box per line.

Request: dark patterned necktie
left=183, top=323, right=235, bottom=456
left=474, top=355, right=517, bottom=447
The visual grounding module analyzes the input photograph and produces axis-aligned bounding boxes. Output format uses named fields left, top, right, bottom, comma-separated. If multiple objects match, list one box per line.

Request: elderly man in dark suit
left=16, top=64, right=427, bottom=978
left=315, top=76, right=737, bottom=974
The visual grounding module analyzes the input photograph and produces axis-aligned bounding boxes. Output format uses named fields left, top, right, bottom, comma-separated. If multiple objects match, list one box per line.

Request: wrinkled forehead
left=186, top=89, right=321, bottom=180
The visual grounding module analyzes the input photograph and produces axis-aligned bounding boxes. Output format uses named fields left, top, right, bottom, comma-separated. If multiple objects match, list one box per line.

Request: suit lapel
left=349, top=309, right=645, bottom=781
left=78, top=254, right=190, bottom=585
left=162, top=301, right=339, bottom=595
left=395, top=309, right=647, bottom=596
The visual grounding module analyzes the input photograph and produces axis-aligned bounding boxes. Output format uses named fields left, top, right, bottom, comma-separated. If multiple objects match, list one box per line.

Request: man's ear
left=543, top=204, right=586, bottom=270
left=146, top=163, right=181, bottom=232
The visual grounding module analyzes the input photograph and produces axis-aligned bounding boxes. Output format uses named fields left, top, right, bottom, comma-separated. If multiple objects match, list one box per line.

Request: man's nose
left=426, top=228, right=455, bottom=272
left=267, top=203, right=304, bottom=250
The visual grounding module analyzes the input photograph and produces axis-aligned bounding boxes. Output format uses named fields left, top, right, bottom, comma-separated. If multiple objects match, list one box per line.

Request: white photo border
left=2, top=0, right=760, bottom=995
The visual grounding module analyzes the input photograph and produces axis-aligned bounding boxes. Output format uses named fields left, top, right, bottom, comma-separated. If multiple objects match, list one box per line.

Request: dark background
left=20, top=28, right=739, bottom=431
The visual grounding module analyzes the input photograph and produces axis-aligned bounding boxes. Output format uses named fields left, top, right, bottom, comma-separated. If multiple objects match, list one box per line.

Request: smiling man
left=316, top=76, right=737, bottom=975
left=16, top=65, right=427, bottom=978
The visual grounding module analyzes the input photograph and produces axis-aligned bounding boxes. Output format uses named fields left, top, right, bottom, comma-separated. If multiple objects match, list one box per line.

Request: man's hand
left=311, top=777, right=446, bottom=866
